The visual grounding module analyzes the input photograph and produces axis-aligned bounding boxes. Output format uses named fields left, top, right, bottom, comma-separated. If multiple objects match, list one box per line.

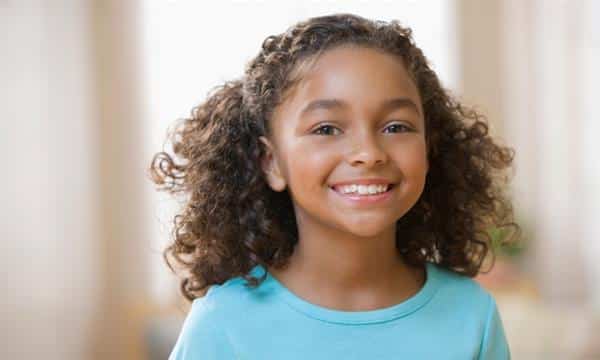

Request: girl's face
left=260, top=45, right=428, bottom=238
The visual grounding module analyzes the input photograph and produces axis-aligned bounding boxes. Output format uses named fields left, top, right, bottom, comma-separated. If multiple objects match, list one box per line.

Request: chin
left=341, top=220, right=397, bottom=239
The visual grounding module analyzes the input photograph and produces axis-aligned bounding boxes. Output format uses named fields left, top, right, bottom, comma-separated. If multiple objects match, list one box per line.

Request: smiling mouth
left=328, top=184, right=396, bottom=196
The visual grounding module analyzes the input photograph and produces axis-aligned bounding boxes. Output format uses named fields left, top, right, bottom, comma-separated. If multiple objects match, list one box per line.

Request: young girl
left=150, top=13, right=519, bottom=359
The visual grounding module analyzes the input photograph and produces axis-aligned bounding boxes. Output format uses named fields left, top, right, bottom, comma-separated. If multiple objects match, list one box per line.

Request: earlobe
left=259, top=136, right=286, bottom=192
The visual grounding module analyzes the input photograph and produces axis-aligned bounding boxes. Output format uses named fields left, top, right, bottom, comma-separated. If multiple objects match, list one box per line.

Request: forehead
left=277, top=45, right=422, bottom=117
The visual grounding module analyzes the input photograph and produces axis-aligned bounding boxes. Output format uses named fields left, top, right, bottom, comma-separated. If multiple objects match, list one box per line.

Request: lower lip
left=330, top=185, right=395, bottom=205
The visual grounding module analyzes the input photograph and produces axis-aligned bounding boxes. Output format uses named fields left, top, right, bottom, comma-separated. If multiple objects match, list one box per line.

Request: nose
left=348, top=132, right=388, bottom=168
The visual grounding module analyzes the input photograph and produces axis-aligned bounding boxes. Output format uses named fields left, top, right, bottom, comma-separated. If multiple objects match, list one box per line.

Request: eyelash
left=312, top=122, right=413, bottom=136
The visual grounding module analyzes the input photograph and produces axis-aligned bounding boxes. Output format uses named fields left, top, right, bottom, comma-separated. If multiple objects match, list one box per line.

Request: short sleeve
left=168, top=297, right=237, bottom=360
left=478, top=294, right=511, bottom=360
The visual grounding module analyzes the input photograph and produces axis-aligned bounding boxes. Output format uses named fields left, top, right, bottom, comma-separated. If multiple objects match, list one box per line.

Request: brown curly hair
left=148, top=13, right=520, bottom=302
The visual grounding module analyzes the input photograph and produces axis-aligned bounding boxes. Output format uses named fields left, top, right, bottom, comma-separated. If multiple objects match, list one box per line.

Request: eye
left=312, top=124, right=341, bottom=136
left=384, top=123, right=413, bottom=133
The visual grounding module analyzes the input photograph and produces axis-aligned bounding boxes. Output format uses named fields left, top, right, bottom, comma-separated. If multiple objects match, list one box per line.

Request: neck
left=267, top=219, right=425, bottom=311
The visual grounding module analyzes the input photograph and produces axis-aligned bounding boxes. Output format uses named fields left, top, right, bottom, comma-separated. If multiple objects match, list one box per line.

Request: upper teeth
left=336, top=184, right=389, bottom=195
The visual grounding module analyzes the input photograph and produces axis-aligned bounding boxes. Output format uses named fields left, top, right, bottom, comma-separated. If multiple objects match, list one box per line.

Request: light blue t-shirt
left=169, top=261, right=510, bottom=359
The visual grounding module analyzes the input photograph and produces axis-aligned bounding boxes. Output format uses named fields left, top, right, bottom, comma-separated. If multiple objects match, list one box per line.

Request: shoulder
left=429, top=263, right=510, bottom=359
left=168, top=295, right=229, bottom=359
left=428, top=263, right=497, bottom=325
left=430, top=263, right=494, bottom=308
left=179, top=274, right=254, bottom=329
left=168, top=277, right=253, bottom=360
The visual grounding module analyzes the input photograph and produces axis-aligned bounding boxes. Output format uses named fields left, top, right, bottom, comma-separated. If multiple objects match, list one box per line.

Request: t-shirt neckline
left=249, top=261, right=440, bottom=325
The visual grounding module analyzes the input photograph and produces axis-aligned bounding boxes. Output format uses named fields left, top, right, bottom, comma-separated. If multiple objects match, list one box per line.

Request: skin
left=259, top=45, right=429, bottom=311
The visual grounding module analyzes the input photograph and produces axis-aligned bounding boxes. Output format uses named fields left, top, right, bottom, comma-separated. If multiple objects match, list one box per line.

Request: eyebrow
left=299, top=97, right=421, bottom=117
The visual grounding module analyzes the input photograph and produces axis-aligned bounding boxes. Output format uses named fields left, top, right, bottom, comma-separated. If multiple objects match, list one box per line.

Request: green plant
left=488, top=225, right=525, bottom=258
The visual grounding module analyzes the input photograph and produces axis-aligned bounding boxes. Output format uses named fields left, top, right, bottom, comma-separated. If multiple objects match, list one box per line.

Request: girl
left=150, top=13, right=519, bottom=359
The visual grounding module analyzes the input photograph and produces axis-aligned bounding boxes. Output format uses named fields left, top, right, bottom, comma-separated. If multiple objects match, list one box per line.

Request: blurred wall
left=457, top=0, right=600, bottom=308
left=92, top=0, right=155, bottom=359
left=500, top=0, right=599, bottom=307
left=2, top=1, right=154, bottom=359
left=1, top=1, right=101, bottom=359
left=456, top=0, right=504, bottom=138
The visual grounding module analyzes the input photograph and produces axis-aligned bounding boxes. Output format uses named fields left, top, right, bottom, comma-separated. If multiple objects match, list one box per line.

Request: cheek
left=393, top=140, right=428, bottom=180
left=285, top=144, right=337, bottom=190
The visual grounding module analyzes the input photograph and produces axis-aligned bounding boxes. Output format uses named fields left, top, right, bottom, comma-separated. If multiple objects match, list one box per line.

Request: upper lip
left=330, top=178, right=395, bottom=187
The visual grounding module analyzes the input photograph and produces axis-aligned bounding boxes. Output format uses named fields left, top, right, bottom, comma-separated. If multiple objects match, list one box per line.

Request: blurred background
left=2, top=0, right=599, bottom=359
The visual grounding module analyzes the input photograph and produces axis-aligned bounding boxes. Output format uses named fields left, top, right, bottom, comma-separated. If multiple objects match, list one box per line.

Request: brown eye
left=312, top=124, right=341, bottom=136
left=384, top=123, right=413, bottom=133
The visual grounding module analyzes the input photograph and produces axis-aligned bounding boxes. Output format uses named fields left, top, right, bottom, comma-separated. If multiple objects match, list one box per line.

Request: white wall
left=577, top=0, right=600, bottom=309
left=0, top=1, right=100, bottom=359
left=500, top=0, right=600, bottom=307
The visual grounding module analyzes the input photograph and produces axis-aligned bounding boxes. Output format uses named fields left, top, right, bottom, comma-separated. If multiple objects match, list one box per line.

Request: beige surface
left=492, top=286, right=600, bottom=359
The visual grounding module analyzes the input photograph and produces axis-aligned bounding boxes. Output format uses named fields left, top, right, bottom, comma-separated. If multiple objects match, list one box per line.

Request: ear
left=259, top=136, right=287, bottom=192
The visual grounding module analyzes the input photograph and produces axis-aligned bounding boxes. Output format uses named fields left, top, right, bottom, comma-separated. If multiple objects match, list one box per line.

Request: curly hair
left=149, top=13, right=520, bottom=302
